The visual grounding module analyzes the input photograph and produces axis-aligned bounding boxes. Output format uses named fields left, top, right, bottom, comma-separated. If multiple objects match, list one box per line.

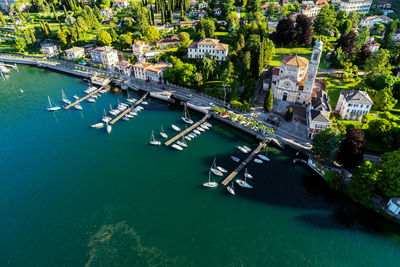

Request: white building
left=187, top=38, right=229, bottom=61
left=198, top=1, right=208, bottom=9
left=90, top=46, right=119, bottom=69
left=359, top=15, right=391, bottom=27
left=388, top=197, right=400, bottom=215
left=113, top=0, right=129, bottom=8
left=65, top=47, right=85, bottom=60
left=393, top=30, right=400, bottom=42
left=375, top=1, right=391, bottom=11
left=307, top=95, right=332, bottom=138
left=214, top=8, right=222, bottom=16
left=146, top=62, right=172, bottom=83
left=155, top=34, right=180, bottom=48
left=335, top=90, right=373, bottom=121
left=100, top=8, right=113, bottom=18
left=339, top=0, right=372, bottom=14
left=271, top=40, right=323, bottom=105
left=300, top=0, right=327, bottom=18
left=366, top=40, right=380, bottom=52
left=132, top=62, right=153, bottom=80
left=41, top=43, right=58, bottom=56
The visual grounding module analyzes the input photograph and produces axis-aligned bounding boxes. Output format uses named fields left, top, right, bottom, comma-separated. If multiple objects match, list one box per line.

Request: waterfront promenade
left=0, top=53, right=311, bottom=151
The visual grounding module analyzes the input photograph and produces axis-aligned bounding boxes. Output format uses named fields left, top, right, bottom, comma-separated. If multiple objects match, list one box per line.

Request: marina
left=109, top=93, right=148, bottom=124
left=64, top=80, right=110, bottom=109
left=164, top=114, right=209, bottom=146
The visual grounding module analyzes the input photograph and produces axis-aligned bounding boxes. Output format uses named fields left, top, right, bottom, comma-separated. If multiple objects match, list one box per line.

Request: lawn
left=215, top=32, right=228, bottom=36
left=325, top=77, right=360, bottom=108
left=274, top=47, right=313, bottom=56
left=269, top=54, right=284, bottom=67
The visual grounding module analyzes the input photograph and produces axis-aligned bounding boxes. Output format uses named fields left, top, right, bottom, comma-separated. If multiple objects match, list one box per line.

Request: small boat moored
left=172, top=124, right=181, bottom=132
left=74, top=104, right=83, bottom=110
left=149, top=130, right=161, bottom=146
left=106, top=122, right=112, bottom=133
left=193, top=129, right=201, bottom=135
left=227, top=182, right=235, bottom=195
left=160, top=126, right=168, bottom=139
left=210, top=157, right=223, bottom=176
left=91, top=122, right=104, bottom=128
left=203, top=171, right=218, bottom=188
left=231, top=156, right=240, bottom=163
left=254, top=158, right=263, bottom=164
left=46, top=96, right=61, bottom=111
left=237, top=146, right=248, bottom=153
left=172, top=144, right=183, bottom=151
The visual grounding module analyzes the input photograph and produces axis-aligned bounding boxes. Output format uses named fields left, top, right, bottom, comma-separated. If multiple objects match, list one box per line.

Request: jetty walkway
left=110, top=93, right=148, bottom=124
left=221, top=140, right=267, bottom=186
left=64, top=80, right=110, bottom=109
left=164, top=114, right=209, bottom=146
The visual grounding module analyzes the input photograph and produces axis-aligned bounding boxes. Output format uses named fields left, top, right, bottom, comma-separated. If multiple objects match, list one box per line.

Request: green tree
left=221, top=62, right=235, bottom=89
left=378, top=149, right=400, bottom=197
left=373, top=87, right=398, bottom=111
left=339, top=19, right=352, bottom=35
left=97, top=30, right=112, bottom=46
left=119, top=33, right=133, bottom=49
left=330, top=47, right=347, bottom=68
left=14, top=37, right=26, bottom=52
left=312, top=127, right=342, bottom=162
left=243, top=51, right=251, bottom=72
left=314, top=5, right=336, bottom=36
left=143, top=26, right=160, bottom=43
left=199, top=56, right=216, bottom=80
left=178, top=32, right=191, bottom=47
left=347, top=12, right=360, bottom=29
left=349, top=161, right=379, bottom=202
left=264, top=89, right=273, bottom=112
left=0, top=11, right=6, bottom=26
left=285, top=107, right=293, bottom=121
left=226, top=11, right=239, bottom=32
left=383, top=20, right=397, bottom=47
left=100, top=0, right=110, bottom=8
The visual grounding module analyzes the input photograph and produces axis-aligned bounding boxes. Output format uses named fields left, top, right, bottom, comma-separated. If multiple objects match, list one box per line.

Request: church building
left=270, top=40, right=323, bottom=105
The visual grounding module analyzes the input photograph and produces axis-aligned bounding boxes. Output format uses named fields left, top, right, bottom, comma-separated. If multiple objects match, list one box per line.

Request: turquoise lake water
left=0, top=65, right=400, bottom=266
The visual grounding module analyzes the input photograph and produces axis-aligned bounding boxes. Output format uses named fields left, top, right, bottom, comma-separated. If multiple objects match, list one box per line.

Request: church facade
left=270, top=40, right=323, bottom=105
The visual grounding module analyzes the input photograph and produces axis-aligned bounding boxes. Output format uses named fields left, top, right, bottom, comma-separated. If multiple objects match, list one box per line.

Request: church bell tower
left=302, top=40, right=323, bottom=104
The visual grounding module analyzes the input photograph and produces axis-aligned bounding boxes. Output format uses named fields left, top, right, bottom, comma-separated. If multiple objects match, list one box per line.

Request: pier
left=109, top=93, right=149, bottom=124
left=221, top=140, right=267, bottom=186
left=164, top=114, right=209, bottom=146
left=64, top=81, right=110, bottom=110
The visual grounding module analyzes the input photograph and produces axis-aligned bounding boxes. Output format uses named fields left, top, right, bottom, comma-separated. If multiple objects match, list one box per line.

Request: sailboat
left=237, top=146, right=248, bottom=153
left=217, top=165, right=227, bottom=173
left=210, top=157, right=223, bottom=176
left=227, top=182, right=235, bottom=195
left=243, top=146, right=251, bottom=152
left=106, top=122, right=112, bottom=133
left=172, top=143, right=183, bottom=151
left=149, top=130, right=161, bottom=146
left=177, top=136, right=187, bottom=148
left=204, top=122, right=212, bottom=128
left=47, top=96, right=61, bottom=111
left=87, top=98, right=96, bottom=103
left=74, top=104, right=83, bottom=110
left=181, top=103, right=193, bottom=124
left=244, top=168, right=253, bottom=179
left=193, top=129, right=201, bottom=135
left=184, top=135, right=191, bottom=141
left=91, top=122, right=104, bottom=128
left=203, top=171, right=218, bottom=188
left=200, top=124, right=209, bottom=130
left=73, top=94, right=79, bottom=100
left=160, top=125, right=168, bottom=139
left=61, top=89, right=71, bottom=104
left=102, top=109, right=112, bottom=123
left=236, top=173, right=253, bottom=189
left=254, top=158, right=263, bottom=164
left=172, top=124, right=181, bottom=132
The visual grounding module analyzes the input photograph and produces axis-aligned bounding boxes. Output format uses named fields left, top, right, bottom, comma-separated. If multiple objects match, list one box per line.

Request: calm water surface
left=0, top=65, right=399, bottom=266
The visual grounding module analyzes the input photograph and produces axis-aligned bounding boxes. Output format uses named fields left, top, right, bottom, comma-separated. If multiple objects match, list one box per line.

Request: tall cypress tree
left=150, top=5, right=155, bottom=25
left=258, top=41, right=264, bottom=76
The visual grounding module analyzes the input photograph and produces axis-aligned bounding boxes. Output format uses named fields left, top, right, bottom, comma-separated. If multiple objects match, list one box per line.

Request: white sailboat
left=61, top=89, right=71, bottom=104
left=172, top=143, right=183, bottom=151
left=102, top=109, right=112, bottom=123
left=106, top=122, right=112, bottom=133
left=160, top=125, right=168, bottom=139
left=254, top=158, right=263, bottom=164
left=73, top=94, right=79, bottom=100
left=243, top=146, right=251, bottom=152
left=237, top=146, right=248, bottom=153
left=74, top=104, right=83, bottom=110
left=204, top=122, right=212, bottom=128
left=258, top=147, right=271, bottom=161
left=200, top=124, right=209, bottom=130
left=184, top=135, right=191, bottom=141
left=172, top=124, right=181, bottom=132
left=193, top=129, right=201, bottom=135
left=177, top=136, right=187, bottom=148
left=217, top=166, right=227, bottom=173
left=196, top=126, right=205, bottom=132
left=182, top=103, right=194, bottom=124
left=227, top=182, right=235, bottom=195
left=91, top=122, right=104, bottom=128
left=203, top=171, right=218, bottom=188
left=149, top=130, right=161, bottom=146
left=46, top=96, right=61, bottom=111
left=87, top=98, right=96, bottom=103
left=210, top=157, right=223, bottom=176
left=244, top=168, right=253, bottom=179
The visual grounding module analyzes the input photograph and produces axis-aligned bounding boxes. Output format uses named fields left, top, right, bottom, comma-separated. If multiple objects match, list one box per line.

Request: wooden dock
left=64, top=81, right=110, bottom=110
left=164, top=114, right=209, bottom=146
left=221, top=140, right=267, bottom=186
left=109, top=93, right=148, bottom=124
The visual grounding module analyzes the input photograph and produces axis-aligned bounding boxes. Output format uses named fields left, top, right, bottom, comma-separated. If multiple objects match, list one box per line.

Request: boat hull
left=203, top=182, right=218, bottom=188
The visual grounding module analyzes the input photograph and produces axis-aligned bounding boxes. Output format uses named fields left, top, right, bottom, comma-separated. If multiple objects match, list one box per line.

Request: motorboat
left=92, top=94, right=99, bottom=99
left=188, top=133, right=196, bottom=139
left=125, top=114, right=134, bottom=118
left=91, top=122, right=104, bottom=128
left=177, top=136, right=187, bottom=148
left=106, top=122, right=112, bottom=133
left=87, top=98, right=96, bottom=103
left=136, top=106, right=144, bottom=110
left=160, top=126, right=168, bottom=138
left=172, top=144, right=183, bottom=151
left=99, top=89, right=107, bottom=94
left=191, top=132, right=197, bottom=137
left=217, top=166, right=227, bottom=173
left=193, top=129, right=201, bottom=135
left=181, top=103, right=194, bottom=124
left=73, top=95, right=79, bottom=100
left=258, top=154, right=271, bottom=161
left=127, top=98, right=137, bottom=104
left=196, top=127, right=205, bottom=132
left=184, top=136, right=191, bottom=141
left=254, top=158, right=263, bottom=164
left=172, top=124, right=181, bottom=132
left=237, top=146, right=248, bottom=153
left=203, top=171, right=218, bottom=188
left=74, top=104, right=83, bottom=110
left=204, top=122, right=212, bottom=128
left=61, top=89, right=71, bottom=104
left=227, top=182, right=235, bottom=195
left=46, top=96, right=61, bottom=111
left=129, top=111, right=138, bottom=116
left=142, top=101, right=149, bottom=105
left=200, top=124, right=209, bottom=130
left=102, top=109, right=112, bottom=123
left=149, top=130, right=161, bottom=146
left=243, top=146, right=251, bottom=152
left=231, top=156, right=240, bottom=163
left=244, top=168, right=253, bottom=179
left=210, top=157, right=223, bottom=176
left=122, top=116, right=130, bottom=121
